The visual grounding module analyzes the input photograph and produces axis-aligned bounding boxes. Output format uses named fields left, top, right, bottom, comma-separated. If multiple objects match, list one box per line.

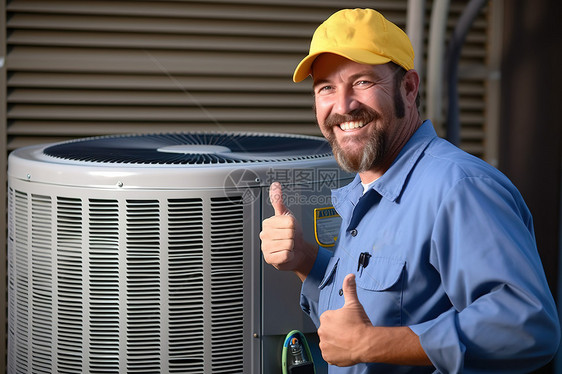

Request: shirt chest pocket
left=356, top=256, right=406, bottom=291
left=317, top=256, right=406, bottom=313
left=356, top=256, right=406, bottom=325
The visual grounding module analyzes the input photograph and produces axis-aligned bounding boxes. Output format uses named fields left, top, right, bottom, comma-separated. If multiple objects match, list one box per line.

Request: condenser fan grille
left=43, top=133, right=333, bottom=165
left=8, top=188, right=246, bottom=373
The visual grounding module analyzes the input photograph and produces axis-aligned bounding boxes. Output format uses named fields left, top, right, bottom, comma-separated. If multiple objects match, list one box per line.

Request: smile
left=339, top=121, right=366, bottom=131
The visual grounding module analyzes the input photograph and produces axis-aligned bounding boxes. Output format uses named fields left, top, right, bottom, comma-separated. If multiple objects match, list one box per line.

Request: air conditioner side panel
left=7, top=178, right=260, bottom=374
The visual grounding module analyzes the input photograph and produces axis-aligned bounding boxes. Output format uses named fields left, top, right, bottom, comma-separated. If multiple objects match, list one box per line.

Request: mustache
left=323, top=107, right=379, bottom=128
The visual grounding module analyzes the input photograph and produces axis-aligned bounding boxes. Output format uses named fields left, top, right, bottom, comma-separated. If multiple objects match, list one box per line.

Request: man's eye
left=316, top=85, right=333, bottom=94
left=356, top=80, right=373, bottom=87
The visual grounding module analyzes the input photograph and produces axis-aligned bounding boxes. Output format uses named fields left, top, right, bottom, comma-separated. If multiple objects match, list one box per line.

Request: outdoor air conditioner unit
left=7, top=132, right=351, bottom=374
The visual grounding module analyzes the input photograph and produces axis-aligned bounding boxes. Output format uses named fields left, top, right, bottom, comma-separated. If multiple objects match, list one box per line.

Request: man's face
left=312, top=54, right=404, bottom=173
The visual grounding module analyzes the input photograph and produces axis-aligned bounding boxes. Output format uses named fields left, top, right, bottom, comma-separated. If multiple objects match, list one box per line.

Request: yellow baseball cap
left=293, top=8, right=415, bottom=82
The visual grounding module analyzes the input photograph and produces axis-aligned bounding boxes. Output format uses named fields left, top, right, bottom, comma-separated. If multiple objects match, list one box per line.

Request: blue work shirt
left=301, top=121, right=560, bottom=373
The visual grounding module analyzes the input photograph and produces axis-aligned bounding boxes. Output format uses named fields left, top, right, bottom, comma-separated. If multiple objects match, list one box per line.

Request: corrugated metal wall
left=5, top=0, right=406, bottom=149
left=3, top=0, right=493, bottom=151
left=0, top=0, right=498, bottom=371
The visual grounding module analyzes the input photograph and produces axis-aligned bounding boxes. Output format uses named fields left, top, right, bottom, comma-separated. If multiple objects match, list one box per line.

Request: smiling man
left=260, top=8, right=560, bottom=373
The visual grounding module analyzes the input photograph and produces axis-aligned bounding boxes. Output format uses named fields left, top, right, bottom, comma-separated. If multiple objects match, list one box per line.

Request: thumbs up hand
left=318, top=273, right=373, bottom=367
left=259, top=182, right=317, bottom=281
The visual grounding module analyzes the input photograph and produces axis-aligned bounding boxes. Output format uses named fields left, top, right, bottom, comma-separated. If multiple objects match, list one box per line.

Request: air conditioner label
left=314, top=207, right=341, bottom=248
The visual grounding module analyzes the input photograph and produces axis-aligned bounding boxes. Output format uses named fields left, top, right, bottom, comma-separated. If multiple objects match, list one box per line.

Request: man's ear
left=402, top=69, right=420, bottom=106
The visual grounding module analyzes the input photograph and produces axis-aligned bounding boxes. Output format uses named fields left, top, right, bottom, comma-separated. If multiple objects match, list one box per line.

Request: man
left=260, top=8, right=560, bottom=373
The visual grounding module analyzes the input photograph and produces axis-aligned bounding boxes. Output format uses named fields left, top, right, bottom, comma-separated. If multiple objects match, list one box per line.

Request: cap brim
left=293, top=52, right=322, bottom=83
left=292, top=49, right=392, bottom=83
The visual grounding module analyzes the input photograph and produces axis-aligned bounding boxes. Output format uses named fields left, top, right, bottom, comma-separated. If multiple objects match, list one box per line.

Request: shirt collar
left=333, top=120, right=437, bottom=211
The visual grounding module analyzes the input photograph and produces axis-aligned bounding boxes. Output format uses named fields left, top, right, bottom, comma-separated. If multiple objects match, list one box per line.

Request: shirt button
left=338, top=288, right=344, bottom=296
left=350, top=229, right=358, bottom=237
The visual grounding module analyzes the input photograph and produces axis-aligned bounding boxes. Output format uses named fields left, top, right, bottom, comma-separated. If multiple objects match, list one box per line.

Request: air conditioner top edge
left=8, top=153, right=347, bottom=190
left=8, top=132, right=352, bottom=189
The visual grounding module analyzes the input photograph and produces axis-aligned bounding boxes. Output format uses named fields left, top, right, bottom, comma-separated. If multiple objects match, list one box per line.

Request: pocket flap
left=357, top=257, right=405, bottom=291
left=319, top=256, right=339, bottom=289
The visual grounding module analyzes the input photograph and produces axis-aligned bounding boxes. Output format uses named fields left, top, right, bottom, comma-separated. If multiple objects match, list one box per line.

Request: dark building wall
left=500, top=1, right=562, bottom=372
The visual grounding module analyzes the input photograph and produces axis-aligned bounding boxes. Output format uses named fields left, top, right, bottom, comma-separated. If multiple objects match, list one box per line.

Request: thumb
left=269, top=182, right=290, bottom=216
left=342, top=273, right=360, bottom=306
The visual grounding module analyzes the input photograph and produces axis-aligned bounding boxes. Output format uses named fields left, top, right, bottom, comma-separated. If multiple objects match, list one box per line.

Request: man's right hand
left=259, top=182, right=317, bottom=281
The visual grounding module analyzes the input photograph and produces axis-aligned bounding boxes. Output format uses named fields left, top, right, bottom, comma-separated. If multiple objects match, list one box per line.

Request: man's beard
left=331, top=131, right=385, bottom=173
left=322, top=107, right=386, bottom=173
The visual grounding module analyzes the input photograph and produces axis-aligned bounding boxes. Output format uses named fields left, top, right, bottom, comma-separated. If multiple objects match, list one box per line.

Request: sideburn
left=393, top=72, right=406, bottom=119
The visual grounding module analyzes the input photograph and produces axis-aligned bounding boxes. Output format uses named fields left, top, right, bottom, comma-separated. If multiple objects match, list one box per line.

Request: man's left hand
left=318, top=273, right=372, bottom=366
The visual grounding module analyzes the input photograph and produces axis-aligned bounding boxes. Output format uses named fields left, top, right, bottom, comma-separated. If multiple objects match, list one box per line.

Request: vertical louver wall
left=209, top=196, right=245, bottom=373
left=167, top=198, right=204, bottom=373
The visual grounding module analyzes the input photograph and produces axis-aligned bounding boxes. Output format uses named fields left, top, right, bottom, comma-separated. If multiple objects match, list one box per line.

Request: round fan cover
left=43, top=133, right=333, bottom=165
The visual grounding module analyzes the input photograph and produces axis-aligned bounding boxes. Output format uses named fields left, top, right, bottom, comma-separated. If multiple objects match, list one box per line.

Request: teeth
left=339, top=121, right=365, bottom=131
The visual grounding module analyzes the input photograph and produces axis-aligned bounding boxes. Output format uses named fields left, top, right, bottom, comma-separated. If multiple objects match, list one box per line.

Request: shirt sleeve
left=299, top=246, right=332, bottom=327
left=409, top=176, right=560, bottom=373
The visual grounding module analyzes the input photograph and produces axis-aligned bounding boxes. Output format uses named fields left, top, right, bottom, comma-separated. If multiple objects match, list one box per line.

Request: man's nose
left=333, top=88, right=360, bottom=114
